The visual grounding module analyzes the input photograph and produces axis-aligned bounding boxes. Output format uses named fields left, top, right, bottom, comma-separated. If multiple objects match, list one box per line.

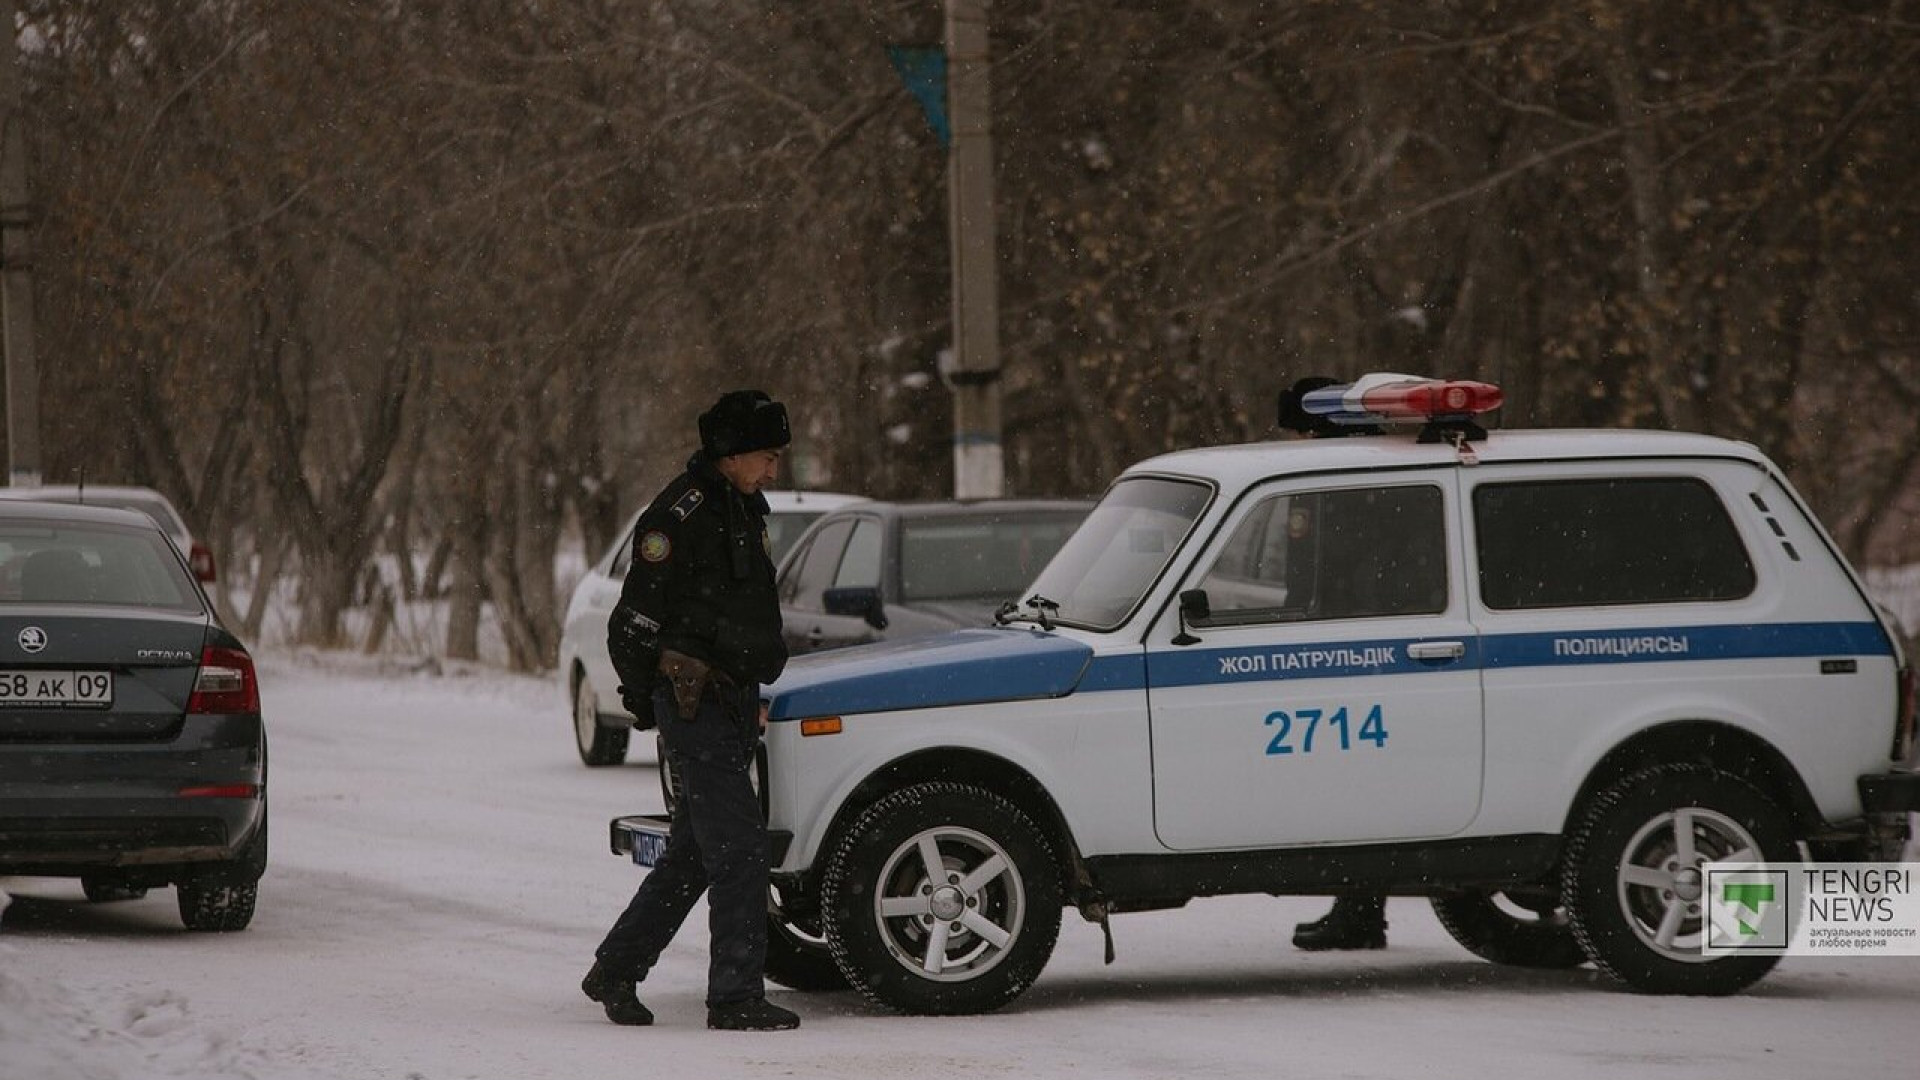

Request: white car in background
left=559, top=489, right=864, bottom=766
left=0, top=484, right=216, bottom=583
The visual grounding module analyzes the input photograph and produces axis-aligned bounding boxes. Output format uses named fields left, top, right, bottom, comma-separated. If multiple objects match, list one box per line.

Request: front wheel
left=1562, top=764, right=1795, bottom=995
left=821, top=782, right=1062, bottom=1015
left=763, top=908, right=851, bottom=992
left=573, top=671, right=629, bottom=767
left=1431, top=889, right=1586, bottom=969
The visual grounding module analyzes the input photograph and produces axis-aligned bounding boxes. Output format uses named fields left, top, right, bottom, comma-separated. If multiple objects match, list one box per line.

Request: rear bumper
left=0, top=713, right=265, bottom=874
left=0, top=805, right=259, bottom=871
left=1860, top=769, right=1920, bottom=814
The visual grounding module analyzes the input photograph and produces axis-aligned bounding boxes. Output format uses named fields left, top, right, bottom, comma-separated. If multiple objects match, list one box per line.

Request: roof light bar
left=1301, top=373, right=1504, bottom=426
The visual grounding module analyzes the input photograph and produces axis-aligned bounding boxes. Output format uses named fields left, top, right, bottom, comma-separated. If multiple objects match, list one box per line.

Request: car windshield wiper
left=994, top=593, right=1060, bottom=631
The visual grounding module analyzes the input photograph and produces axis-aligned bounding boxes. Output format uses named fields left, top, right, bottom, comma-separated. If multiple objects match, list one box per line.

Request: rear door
left=1144, top=471, right=1485, bottom=849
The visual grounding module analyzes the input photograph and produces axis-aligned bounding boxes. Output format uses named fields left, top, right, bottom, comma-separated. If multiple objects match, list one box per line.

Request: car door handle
left=807, top=626, right=826, bottom=642
left=1408, top=640, right=1466, bottom=661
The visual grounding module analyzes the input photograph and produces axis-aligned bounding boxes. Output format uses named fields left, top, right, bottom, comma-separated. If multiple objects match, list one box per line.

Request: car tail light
left=188, top=646, right=260, bottom=714
left=189, top=542, right=218, bottom=584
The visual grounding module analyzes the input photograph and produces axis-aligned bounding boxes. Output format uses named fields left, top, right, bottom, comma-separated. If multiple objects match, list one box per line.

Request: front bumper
left=608, top=813, right=792, bottom=867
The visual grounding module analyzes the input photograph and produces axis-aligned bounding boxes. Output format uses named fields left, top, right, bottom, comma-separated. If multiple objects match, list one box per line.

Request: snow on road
left=3, top=650, right=1915, bottom=1079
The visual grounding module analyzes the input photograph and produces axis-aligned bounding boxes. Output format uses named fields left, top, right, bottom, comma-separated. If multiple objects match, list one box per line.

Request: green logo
left=1721, top=882, right=1776, bottom=936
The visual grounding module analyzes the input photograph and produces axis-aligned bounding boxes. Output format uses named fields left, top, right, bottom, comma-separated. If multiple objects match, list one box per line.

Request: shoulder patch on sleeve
left=639, top=530, right=672, bottom=563
left=670, top=488, right=705, bottom=522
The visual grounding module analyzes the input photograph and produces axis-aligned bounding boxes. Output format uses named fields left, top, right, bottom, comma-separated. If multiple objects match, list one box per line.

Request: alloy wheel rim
left=1614, top=806, right=1761, bottom=964
left=574, top=678, right=597, bottom=751
left=871, top=825, right=1024, bottom=983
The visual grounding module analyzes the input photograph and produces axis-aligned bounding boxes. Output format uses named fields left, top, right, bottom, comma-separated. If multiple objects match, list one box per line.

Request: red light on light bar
left=177, top=783, right=260, bottom=798
left=1400, top=380, right=1504, bottom=417
left=1301, top=374, right=1504, bottom=425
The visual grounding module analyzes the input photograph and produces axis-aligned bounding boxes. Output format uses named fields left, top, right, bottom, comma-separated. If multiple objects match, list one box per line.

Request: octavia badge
left=17, top=626, right=47, bottom=654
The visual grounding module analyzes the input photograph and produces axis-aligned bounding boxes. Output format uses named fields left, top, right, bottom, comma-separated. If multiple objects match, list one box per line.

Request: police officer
left=1276, top=376, right=1390, bottom=952
left=581, top=390, right=801, bottom=1032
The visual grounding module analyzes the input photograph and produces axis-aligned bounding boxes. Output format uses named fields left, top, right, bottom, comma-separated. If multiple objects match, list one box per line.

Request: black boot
left=707, top=997, right=800, bottom=1031
left=1292, top=895, right=1388, bottom=951
left=581, top=960, right=654, bottom=1026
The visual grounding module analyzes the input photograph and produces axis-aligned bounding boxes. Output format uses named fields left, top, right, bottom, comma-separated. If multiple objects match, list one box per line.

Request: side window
left=786, top=519, right=854, bottom=611
left=1195, top=484, right=1447, bottom=624
left=834, top=518, right=884, bottom=589
left=1474, top=477, right=1755, bottom=609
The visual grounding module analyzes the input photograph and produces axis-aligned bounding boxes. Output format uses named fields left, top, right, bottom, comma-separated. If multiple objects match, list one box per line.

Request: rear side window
left=0, top=522, right=203, bottom=612
left=1474, top=478, right=1755, bottom=610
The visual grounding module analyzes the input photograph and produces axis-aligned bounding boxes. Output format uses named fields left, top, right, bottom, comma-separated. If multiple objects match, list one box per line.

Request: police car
left=612, top=374, right=1919, bottom=1014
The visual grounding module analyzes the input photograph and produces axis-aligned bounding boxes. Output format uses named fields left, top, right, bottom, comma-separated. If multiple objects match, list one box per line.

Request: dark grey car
left=0, top=501, right=266, bottom=931
left=776, top=499, right=1092, bottom=655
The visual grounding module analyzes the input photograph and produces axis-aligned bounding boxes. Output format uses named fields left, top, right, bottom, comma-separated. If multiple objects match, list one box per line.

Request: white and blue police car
left=613, top=375, right=1919, bottom=1015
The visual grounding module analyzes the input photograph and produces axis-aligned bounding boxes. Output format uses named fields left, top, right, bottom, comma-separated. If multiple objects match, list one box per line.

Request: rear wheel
left=81, top=876, right=149, bottom=903
left=1563, top=764, right=1794, bottom=995
left=821, top=782, right=1062, bottom=1015
left=178, top=809, right=267, bottom=932
left=573, top=671, right=629, bottom=767
left=1431, top=889, right=1586, bottom=969
left=178, top=877, right=257, bottom=932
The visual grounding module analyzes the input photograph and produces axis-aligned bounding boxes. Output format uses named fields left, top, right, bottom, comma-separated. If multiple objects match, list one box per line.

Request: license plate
left=0, top=669, right=113, bottom=707
left=630, top=828, right=670, bottom=867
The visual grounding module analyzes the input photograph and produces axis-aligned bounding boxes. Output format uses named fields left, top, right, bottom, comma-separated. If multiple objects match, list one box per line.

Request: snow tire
left=1430, top=889, right=1586, bottom=969
left=820, top=781, right=1062, bottom=1015
left=763, top=910, right=851, bottom=992
left=573, top=669, right=629, bottom=767
left=1562, top=763, right=1793, bottom=995
left=178, top=877, right=257, bottom=932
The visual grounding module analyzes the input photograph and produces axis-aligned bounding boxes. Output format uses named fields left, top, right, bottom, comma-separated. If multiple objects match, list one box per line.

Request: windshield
left=1020, top=477, right=1212, bottom=630
left=900, top=511, right=1088, bottom=603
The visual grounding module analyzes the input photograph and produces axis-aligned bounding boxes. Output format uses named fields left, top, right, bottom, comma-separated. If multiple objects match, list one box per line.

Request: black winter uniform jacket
left=606, top=455, right=788, bottom=705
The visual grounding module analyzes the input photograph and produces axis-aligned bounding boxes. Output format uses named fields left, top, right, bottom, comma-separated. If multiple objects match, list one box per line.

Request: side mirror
left=1173, top=588, right=1210, bottom=646
left=823, top=586, right=888, bottom=630
left=189, top=542, right=217, bottom=584
left=1179, top=589, right=1211, bottom=622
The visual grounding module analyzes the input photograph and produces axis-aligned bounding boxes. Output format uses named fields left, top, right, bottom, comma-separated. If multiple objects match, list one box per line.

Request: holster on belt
left=659, top=649, right=711, bottom=720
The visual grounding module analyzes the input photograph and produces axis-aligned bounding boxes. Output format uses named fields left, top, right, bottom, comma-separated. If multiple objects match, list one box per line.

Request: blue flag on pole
left=887, top=46, right=949, bottom=148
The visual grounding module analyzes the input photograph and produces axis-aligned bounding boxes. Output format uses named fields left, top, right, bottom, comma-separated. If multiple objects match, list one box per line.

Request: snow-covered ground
left=3, top=649, right=1916, bottom=1079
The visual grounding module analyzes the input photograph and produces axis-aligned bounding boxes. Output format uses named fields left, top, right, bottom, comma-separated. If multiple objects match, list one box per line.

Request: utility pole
left=944, top=0, right=1002, bottom=499
left=0, top=0, right=39, bottom=488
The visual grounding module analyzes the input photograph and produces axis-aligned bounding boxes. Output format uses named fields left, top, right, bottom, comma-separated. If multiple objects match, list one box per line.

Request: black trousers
left=594, top=681, right=768, bottom=1006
